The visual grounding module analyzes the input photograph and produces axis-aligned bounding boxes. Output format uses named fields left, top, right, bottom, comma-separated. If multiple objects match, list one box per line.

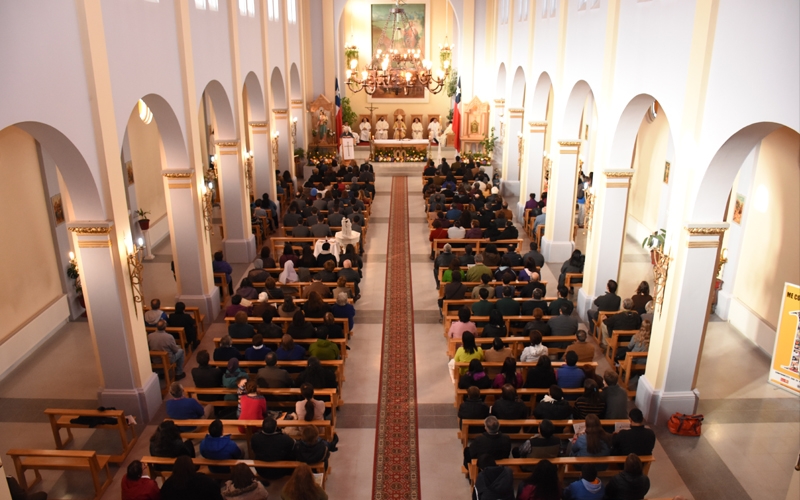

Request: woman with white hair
left=330, top=292, right=356, bottom=331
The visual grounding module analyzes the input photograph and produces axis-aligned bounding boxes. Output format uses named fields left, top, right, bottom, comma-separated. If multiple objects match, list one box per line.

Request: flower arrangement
left=461, top=151, right=492, bottom=165
left=373, top=148, right=428, bottom=163
left=308, top=148, right=337, bottom=164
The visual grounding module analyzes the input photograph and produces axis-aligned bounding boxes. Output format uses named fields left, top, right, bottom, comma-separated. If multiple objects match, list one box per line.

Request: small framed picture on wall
left=51, top=194, right=65, bottom=226
left=126, top=161, right=135, bottom=185
left=663, top=161, right=670, bottom=184
left=733, top=194, right=745, bottom=224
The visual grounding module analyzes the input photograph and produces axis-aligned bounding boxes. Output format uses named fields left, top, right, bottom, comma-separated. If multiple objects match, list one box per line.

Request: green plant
left=344, top=47, right=359, bottom=65
left=446, top=68, right=459, bottom=98
left=642, top=229, right=666, bottom=251
left=480, top=127, right=498, bottom=155
left=135, top=208, right=150, bottom=220
left=341, top=97, right=358, bottom=129
left=294, top=147, right=305, bottom=158
left=446, top=108, right=454, bottom=123
left=67, top=262, right=82, bottom=294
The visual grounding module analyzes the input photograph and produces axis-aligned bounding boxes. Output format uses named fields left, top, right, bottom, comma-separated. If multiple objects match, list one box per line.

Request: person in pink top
left=448, top=307, right=478, bottom=339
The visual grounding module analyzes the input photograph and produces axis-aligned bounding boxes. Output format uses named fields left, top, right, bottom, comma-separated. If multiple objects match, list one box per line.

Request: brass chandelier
left=345, top=0, right=453, bottom=96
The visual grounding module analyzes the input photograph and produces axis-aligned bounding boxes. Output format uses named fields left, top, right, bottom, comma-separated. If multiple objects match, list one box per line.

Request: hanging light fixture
left=345, top=0, right=453, bottom=95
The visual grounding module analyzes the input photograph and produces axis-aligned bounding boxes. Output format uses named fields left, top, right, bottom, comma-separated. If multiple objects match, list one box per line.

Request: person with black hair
left=587, top=280, right=621, bottom=336
left=558, top=249, right=585, bottom=289
left=490, top=384, right=528, bottom=432
left=611, top=408, right=656, bottom=457
left=458, top=359, right=493, bottom=390
left=604, top=454, right=651, bottom=500
left=549, top=285, right=575, bottom=316
left=213, top=251, right=234, bottom=294
left=549, top=304, right=579, bottom=337
left=473, top=455, right=515, bottom=500
left=308, top=321, right=340, bottom=360
left=458, top=386, right=490, bottom=433
left=522, top=241, right=545, bottom=270
left=574, top=379, right=606, bottom=419
left=167, top=301, right=198, bottom=348
left=191, top=350, right=224, bottom=404
left=483, top=309, right=507, bottom=338
left=288, top=310, right=316, bottom=339
left=160, top=455, right=222, bottom=500
left=199, top=419, right=243, bottom=473
left=251, top=416, right=296, bottom=478
left=534, top=385, right=574, bottom=421
left=557, top=351, right=586, bottom=388
left=495, top=286, right=521, bottom=316
left=516, top=459, right=561, bottom=500
left=295, top=357, right=338, bottom=389
left=149, top=420, right=195, bottom=472
left=513, top=419, right=561, bottom=459
left=525, top=358, right=558, bottom=390
left=219, top=463, right=269, bottom=499
left=121, top=459, right=159, bottom=500
left=563, top=463, right=605, bottom=500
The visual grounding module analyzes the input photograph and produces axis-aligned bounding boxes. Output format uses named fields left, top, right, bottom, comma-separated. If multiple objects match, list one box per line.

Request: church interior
left=0, top=1, right=798, bottom=499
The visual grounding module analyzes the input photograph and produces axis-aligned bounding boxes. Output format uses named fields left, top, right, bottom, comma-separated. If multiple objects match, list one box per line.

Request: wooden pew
left=442, top=298, right=558, bottom=317
left=438, top=280, right=548, bottom=299
left=593, top=310, right=618, bottom=342
left=223, top=316, right=352, bottom=339
left=467, top=456, right=655, bottom=485
left=437, top=266, right=533, bottom=283
left=213, top=336, right=349, bottom=360
left=140, top=456, right=328, bottom=487
left=206, top=361, right=346, bottom=400
left=214, top=273, right=231, bottom=308
left=442, top=312, right=556, bottom=337
left=261, top=267, right=361, bottom=279
left=446, top=334, right=578, bottom=358
left=143, top=305, right=207, bottom=340
left=184, top=387, right=340, bottom=414
left=565, top=273, right=584, bottom=295
left=433, top=238, right=524, bottom=257
left=149, top=350, right=176, bottom=396
left=459, top=418, right=628, bottom=449
left=45, top=408, right=137, bottom=464
left=272, top=237, right=360, bottom=257
left=454, top=387, right=584, bottom=412
left=145, top=326, right=191, bottom=358
left=605, top=329, right=639, bottom=365
left=619, top=352, right=648, bottom=397
left=7, top=449, right=112, bottom=500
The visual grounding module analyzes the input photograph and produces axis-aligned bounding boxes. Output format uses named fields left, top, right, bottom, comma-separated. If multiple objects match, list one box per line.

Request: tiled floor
left=2, top=172, right=799, bottom=499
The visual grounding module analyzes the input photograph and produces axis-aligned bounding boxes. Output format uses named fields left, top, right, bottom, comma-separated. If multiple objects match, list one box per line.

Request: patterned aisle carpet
left=371, top=177, right=421, bottom=499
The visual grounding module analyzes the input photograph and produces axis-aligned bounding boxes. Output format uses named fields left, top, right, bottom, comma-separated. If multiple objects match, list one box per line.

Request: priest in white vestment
left=375, top=117, right=389, bottom=140
left=428, top=118, right=440, bottom=144
left=411, top=118, right=423, bottom=140
left=359, top=118, right=372, bottom=142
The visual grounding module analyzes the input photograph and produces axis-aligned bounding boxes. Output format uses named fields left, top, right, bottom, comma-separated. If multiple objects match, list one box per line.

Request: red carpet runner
left=371, top=177, right=421, bottom=499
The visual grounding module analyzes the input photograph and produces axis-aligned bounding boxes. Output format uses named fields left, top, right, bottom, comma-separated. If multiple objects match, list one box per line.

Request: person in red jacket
left=429, top=219, right=449, bottom=259
left=121, top=460, right=160, bottom=500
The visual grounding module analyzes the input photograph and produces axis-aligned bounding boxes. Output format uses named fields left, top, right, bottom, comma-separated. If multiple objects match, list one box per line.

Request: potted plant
left=642, top=229, right=666, bottom=265
left=480, top=127, right=498, bottom=158
left=66, top=259, right=85, bottom=308
left=136, top=208, right=151, bottom=231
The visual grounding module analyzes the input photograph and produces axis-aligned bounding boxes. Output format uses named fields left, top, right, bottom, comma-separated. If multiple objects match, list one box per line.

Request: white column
left=501, top=108, right=524, bottom=199
left=542, top=140, right=580, bottom=262
left=517, top=121, right=547, bottom=220
left=272, top=109, right=292, bottom=175
left=636, top=224, right=727, bottom=424
left=163, top=171, right=221, bottom=320
left=250, top=122, right=276, bottom=206
left=492, top=99, right=505, bottom=171
left=291, top=99, right=307, bottom=150
left=576, top=170, right=634, bottom=318
left=68, top=223, right=162, bottom=422
left=216, top=140, right=256, bottom=263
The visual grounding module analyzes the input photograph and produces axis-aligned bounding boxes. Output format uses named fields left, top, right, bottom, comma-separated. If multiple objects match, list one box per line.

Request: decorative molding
left=507, top=107, right=525, bottom=114
left=290, top=99, right=303, bottom=105
left=685, top=223, right=729, bottom=236
left=162, top=171, right=193, bottom=179
left=493, top=99, right=506, bottom=105
left=78, top=241, right=111, bottom=248
left=688, top=241, right=720, bottom=248
left=604, top=170, right=634, bottom=178
left=272, top=108, right=288, bottom=114
left=215, top=140, right=240, bottom=147
left=168, top=183, right=192, bottom=189
left=528, top=121, right=548, bottom=127
left=68, top=225, right=112, bottom=235
left=249, top=122, right=269, bottom=128
left=558, top=140, right=582, bottom=147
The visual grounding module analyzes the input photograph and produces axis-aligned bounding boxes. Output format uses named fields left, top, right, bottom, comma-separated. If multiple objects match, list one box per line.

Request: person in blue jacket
left=200, top=419, right=243, bottom=473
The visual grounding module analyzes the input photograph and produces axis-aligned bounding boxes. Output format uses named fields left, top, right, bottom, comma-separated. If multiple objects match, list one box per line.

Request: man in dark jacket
left=603, top=298, right=642, bottom=347
left=199, top=419, right=243, bottom=473
left=473, top=456, right=515, bottom=500
left=604, top=454, right=651, bottom=500
left=587, top=279, right=621, bottom=336
left=548, top=286, right=574, bottom=316
left=612, top=409, right=656, bottom=456
left=167, top=301, right=198, bottom=348
left=458, top=386, right=490, bottom=433
left=533, top=385, right=573, bottom=420
left=464, top=416, right=512, bottom=467
left=191, top=350, right=224, bottom=404
left=251, top=417, right=296, bottom=478
left=490, top=385, right=528, bottom=432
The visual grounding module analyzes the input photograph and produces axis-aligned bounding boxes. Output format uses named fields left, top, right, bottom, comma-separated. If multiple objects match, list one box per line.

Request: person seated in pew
left=465, top=219, right=483, bottom=239
left=495, top=286, right=521, bottom=317
left=587, top=279, right=620, bottom=336
left=503, top=243, right=522, bottom=267
left=525, top=357, right=558, bottom=391
left=563, top=464, right=605, bottom=500
left=463, top=416, right=512, bottom=468
left=315, top=243, right=336, bottom=267
left=549, top=304, right=579, bottom=338
left=259, top=247, right=276, bottom=269
left=473, top=455, right=516, bottom=500
left=640, top=300, right=654, bottom=324
left=251, top=416, right=296, bottom=479
left=250, top=292, right=273, bottom=319
left=447, top=219, right=466, bottom=238
left=293, top=426, right=335, bottom=472
left=222, top=359, right=248, bottom=400
left=521, top=272, right=547, bottom=298
left=522, top=289, right=550, bottom=317
left=144, top=298, right=168, bottom=327
left=459, top=243, right=477, bottom=265
left=532, top=206, right=548, bottom=236
left=148, top=320, right=186, bottom=381
left=308, top=326, right=340, bottom=361
left=276, top=334, right=307, bottom=362
left=440, top=271, right=468, bottom=312
left=255, top=308, right=283, bottom=340
left=630, top=281, right=653, bottom=315
left=121, top=460, right=159, bottom=500
left=483, top=309, right=508, bottom=338
left=244, top=334, right=271, bottom=362
left=569, top=414, right=612, bottom=467
left=565, top=329, right=595, bottom=363
left=256, top=352, right=293, bottom=389
left=614, top=321, right=652, bottom=369
left=611, top=409, right=656, bottom=457
left=522, top=241, right=545, bottom=271
left=484, top=222, right=502, bottom=242
left=229, top=311, right=256, bottom=339
left=338, top=259, right=361, bottom=298
left=283, top=205, right=303, bottom=227
left=199, top=419, right=244, bottom=474
left=604, top=454, right=651, bottom=500
left=471, top=272, right=494, bottom=299
left=236, top=277, right=259, bottom=301
left=481, top=244, right=501, bottom=267
left=442, top=259, right=465, bottom=284
left=297, top=245, right=316, bottom=267
left=433, top=241, right=454, bottom=285
left=295, top=382, right=327, bottom=422
left=303, top=275, right=332, bottom=299
left=557, top=351, right=585, bottom=389
left=549, top=285, right=574, bottom=316
left=493, top=358, right=524, bottom=389
left=331, top=276, right=353, bottom=300
left=449, top=308, right=478, bottom=340
left=192, top=350, right=223, bottom=402
left=305, top=206, right=320, bottom=226
left=167, top=382, right=215, bottom=422
left=167, top=301, right=198, bottom=349
left=520, top=330, right=548, bottom=364
left=328, top=205, right=345, bottom=228
left=331, top=292, right=356, bottom=332
left=213, top=335, right=242, bottom=362
left=149, top=420, right=196, bottom=472
left=238, top=380, right=268, bottom=433
left=484, top=337, right=514, bottom=365
left=315, top=312, right=344, bottom=340
left=225, top=295, right=250, bottom=318
left=160, top=456, right=221, bottom=500
left=472, top=287, right=495, bottom=317
left=601, top=370, right=629, bottom=420
left=517, top=258, right=538, bottom=283
left=499, top=221, right=519, bottom=241
left=574, top=379, right=606, bottom=419
left=303, top=292, right=331, bottom=319
left=295, top=356, right=338, bottom=390
left=490, top=385, right=528, bottom=434
left=493, top=257, right=516, bottom=284
left=458, top=359, right=492, bottom=390
left=278, top=296, right=299, bottom=318
left=512, top=419, right=561, bottom=460
left=316, top=260, right=337, bottom=283
left=279, top=242, right=299, bottom=268
left=214, top=251, right=235, bottom=296
left=220, top=463, right=270, bottom=500
left=603, top=299, right=643, bottom=349
left=458, top=386, right=490, bottom=431
left=288, top=310, right=316, bottom=339
left=262, top=277, right=284, bottom=300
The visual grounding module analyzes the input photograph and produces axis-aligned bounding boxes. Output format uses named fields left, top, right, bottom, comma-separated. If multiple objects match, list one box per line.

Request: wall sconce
left=244, top=151, right=254, bottom=201
left=202, top=180, right=215, bottom=235
left=652, top=247, right=671, bottom=316
left=584, top=190, right=595, bottom=234
left=716, top=247, right=728, bottom=280
left=290, top=117, right=298, bottom=146
left=542, top=152, right=551, bottom=181
left=517, top=132, right=524, bottom=171
left=127, top=237, right=145, bottom=312
left=271, top=131, right=280, bottom=171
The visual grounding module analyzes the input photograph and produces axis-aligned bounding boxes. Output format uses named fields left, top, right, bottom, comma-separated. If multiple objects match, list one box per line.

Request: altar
left=372, top=139, right=430, bottom=162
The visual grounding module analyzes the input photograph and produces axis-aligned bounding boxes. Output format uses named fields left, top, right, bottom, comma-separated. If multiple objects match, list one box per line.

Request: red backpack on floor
left=667, top=412, right=704, bottom=436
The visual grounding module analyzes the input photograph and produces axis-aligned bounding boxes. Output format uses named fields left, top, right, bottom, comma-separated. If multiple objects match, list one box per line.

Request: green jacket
left=471, top=299, right=495, bottom=317
left=496, top=297, right=521, bottom=317
left=308, top=339, right=340, bottom=360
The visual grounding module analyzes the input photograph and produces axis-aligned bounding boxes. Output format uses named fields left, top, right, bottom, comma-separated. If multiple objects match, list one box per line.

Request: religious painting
left=126, top=161, right=135, bottom=185
left=663, top=161, right=670, bottom=184
left=51, top=194, right=64, bottom=226
left=733, top=194, right=745, bottom=224
left=370, top=3, right=427, bottom=100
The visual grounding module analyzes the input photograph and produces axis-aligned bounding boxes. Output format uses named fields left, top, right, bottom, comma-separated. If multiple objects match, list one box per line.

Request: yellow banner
left=769, top=283, right=800, bottom=395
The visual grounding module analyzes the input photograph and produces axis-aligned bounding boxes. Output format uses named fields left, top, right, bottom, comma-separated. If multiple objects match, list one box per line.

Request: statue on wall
left=393, top=114, right=407, bottom=140
left=470, top=120, right=479, bottom=134
left=317, top=109, right=329, bottom=143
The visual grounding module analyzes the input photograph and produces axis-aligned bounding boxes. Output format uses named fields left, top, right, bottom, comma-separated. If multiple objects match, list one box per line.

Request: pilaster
left=272, top=109, right=291, bottom=175
left=517, top=120, right=548, bottom=220
left=542, top=139, right=581, bottom=262
left=249, top=121, right=276, bottom=206
left=502, top=108, right=525, bottom=199
left=216, top=140, right=256, bottom=263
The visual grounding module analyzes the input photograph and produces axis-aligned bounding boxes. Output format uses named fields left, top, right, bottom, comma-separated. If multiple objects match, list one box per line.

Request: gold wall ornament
left=557, top=140, right=582, bottom=147
left=249, top=122, right=268, bottom=128
left=584, top=190, right=595, bottom=234
left=685, top=225, right=728, bottom=235
left=271, top=132, right=280, bottom=171
left=244, top=152, right=254, bottom=200
left=290, top=99, right=303, bottom=105
left=68, top=226, right=112, bottom=235
left=517, top=133, right=525, bottom=171
left=162, top=172, right=193, bottom=179
left=529, top=121, right=548, bottom=127
left=604, top=170, right=635, bottom=178
left=651, top=247, right=671, bottom=316
left=215, top=140, right=240, bottom=147
left=273, top=109, right=288, bottom=115
left=127, top=237, right=146, bottom=314
left=493, top=99, right=506, bottom=104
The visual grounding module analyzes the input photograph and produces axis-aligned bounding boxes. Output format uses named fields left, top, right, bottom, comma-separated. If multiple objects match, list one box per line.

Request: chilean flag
left=335, top=78, right=343, bottom=146
left=452, top=76, right=462, bottom=152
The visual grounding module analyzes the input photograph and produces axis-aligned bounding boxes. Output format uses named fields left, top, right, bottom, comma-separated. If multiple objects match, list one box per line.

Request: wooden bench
left=143, top=305, right=207, bottom=340
left=140, top=456, right=328, bottom=486
left=605, top=329, right=638, bottom=365
left=261, top=267, right=360, bottom=279
left=459, top=418, right=628, bottom=449
left=565, top=273, right=584, bottom=294
left=184, top=387, right=340, bottom=413
left=45, top=408, right=137, bottom=464
left=593, top=310, right=617, bottom=342
left=224, top=316, right=352, bottom=339
left=438, top=280, right=548, bottom=299
left=442, top=312, right=556, bottom=337
left=437, top=266, right=536, bottom=282
left=7, top=449, right=112, bottom=500
left=206, top=361, right=346, bottom=400
left=454, top=387, right=584, bottom=411
left=467, top=455, right=655, bottom=485
left=214, top=272, right=231, bottom=308
left=255, top=281, right=357, bottom=298
left=619, top=352, right=648, bottom=397
left=149, top=350, right=176, bottom=396
left=145, top=326, right=191, bottom=358
left=272, top=237, right=361, bottom=257
left=214, top=336, right=349, bottom=360
left=433, top=238, right=524, bottom=257
left=445, top=331, right=572, bottom=357
left=442, top=298, right=557, bottom=316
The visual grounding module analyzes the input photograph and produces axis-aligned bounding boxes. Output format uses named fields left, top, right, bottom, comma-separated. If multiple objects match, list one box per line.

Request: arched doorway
left=270, top=67, right=292, bottom=176
left=519, top=72, right=554, bottom=220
